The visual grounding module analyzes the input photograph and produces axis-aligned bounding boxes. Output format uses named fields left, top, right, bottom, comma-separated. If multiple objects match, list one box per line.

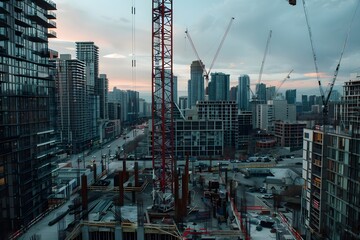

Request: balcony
left=45, top=11, right=56, bottom=19
left=0, top=28, right=9, bottom=40
left=26, top=32, right=47, bottom=42
left=47, top=19, right=56, bottom=28
left=0, top=63, right=8, bottom=73
left=14, top=13, right=31, bottom=27
left=0, top=2, right=10, bottom=13
left=34, top=0, right=56, bottom=10
left=14, top=1, right=23, bottom=12
left=28, top=11, right=48, bottom=27
left=0, top=14, right=9, bottom=27
left=47, top=29, right=56, bottom=38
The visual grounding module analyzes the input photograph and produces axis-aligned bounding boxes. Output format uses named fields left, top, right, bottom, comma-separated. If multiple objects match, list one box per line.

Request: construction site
left=21, top=1, right=301, bottom=240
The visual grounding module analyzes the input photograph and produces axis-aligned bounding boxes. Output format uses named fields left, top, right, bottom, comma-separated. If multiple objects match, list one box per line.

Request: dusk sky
left=49, top=0, right=360, bottom=102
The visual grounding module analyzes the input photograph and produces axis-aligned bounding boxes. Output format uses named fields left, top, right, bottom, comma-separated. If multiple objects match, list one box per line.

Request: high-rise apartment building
left=97, top=74, right=108, bottom=120
left=285, top=89, right=296, bottom=104
left=302, top=95, right=309, bottom=112
left=108, top=87, right=128, bottom=122
left=52, top=54, right=88, bottom=152
left=178, top=96, right=188, bottom=110
left=238, top=74, right=250, bottom=111
left=76, top=42, right=99, bottom=139
left=127, top=90, right=139, bottom=122
left=0, top=0, right=57, bottom=237
left=229, top=86, right=237, bottom=102
left=188, top=60, right=204, bottom=108
left=256, top=83, right=266, bottom=103
left=266, top=86, right=276, bottom=101
left=208, top=72, right=230, bottom=101
left=302, top=75, right=360, bottom=240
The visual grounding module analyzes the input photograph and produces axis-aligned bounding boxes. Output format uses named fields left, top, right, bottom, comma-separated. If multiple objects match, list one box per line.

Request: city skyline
left=49, top=0, right=360, bottom=102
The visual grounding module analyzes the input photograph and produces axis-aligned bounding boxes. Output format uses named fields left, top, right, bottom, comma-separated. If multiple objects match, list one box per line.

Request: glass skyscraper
left=188, top=60, right=204, bottom=108
left=238, top=74, right=250, bottom=111
left=208, top=72, right=230, bottom=101
left=0, top=0, right=57, bottom=237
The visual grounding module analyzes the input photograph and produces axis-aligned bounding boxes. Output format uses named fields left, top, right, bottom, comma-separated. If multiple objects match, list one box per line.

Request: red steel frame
left=151, top=0, right=174, bottom=193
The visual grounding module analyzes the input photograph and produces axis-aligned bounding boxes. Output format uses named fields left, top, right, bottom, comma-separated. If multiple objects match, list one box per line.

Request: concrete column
left=115, top=226, right=123, bottom=240
left=81, top=225, right=90, bottom=240
left=136, top=226, right=145, bottom=240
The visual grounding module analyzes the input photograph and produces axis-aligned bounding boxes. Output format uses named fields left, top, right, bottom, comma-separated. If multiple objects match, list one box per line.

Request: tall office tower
left=178, top=96, right=188, bottom=110
left=302, top=95, right=309, bottom=112
left=97, top=74, right=109, bottom=120
left=266, top=86, right=276, bottom=101
left=127, top=90, right=139, bottom=122
left=229, top=86, right=237, bottom=102
left=208, top=72, right=230, bottom=101
left=108, top=87, right=128, bottom=122
left=285, top=89, right=296, bottom=104
left=52, top=54, right=88, bottom=151
left=188, top=60, right=205, bottom=108
left=238, top=74, right=250, bottom=111
left=255, top=83, right=267, bottom=103
left=0, top=0, right=57, bottom=237
left=302, top=75, right=360, bottom=240
left=76, top=42, right=99, bottom=139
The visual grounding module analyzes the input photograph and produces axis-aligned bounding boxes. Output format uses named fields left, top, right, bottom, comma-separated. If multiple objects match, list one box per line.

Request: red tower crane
left=151, top=0, right=174, bottom=194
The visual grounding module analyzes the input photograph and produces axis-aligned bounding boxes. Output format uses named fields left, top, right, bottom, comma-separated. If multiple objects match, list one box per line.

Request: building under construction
left=60, top=159, right=248, bottom=240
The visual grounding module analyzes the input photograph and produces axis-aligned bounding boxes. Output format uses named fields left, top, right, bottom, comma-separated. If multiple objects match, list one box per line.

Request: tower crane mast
left=185, top=17, right=235, bottom=94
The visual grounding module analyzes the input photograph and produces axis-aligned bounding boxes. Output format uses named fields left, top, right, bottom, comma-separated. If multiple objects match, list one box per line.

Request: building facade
left=97, top=73, right=108, bottom=120
left=174, top=120, right=223, bottom=159
left=238, top=74, right=250, bottom=111
left=0, top=0, right=58, bottom=237
left=286, top=89, right=296, bottom=104
left=188, top=60, right=204, bottom=108
left=208, top=72, right=230, bottom=101
left=302, top=75, right=360, bottom=239
left=237, top=111, right=252, bottom=152
left=274, top=121, right=306, bottom=150
left=52, top=54, right=89, bottom=152
left=76, top=42, right=99, bottom=140
left=197, top=101, right=237, bottom=149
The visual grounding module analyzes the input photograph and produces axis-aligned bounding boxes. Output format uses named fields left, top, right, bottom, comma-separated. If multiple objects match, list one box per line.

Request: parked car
left=93, top=180, right=110, bottom=186
left=262, top=194, right=273, bottom=199
left=259, top=187, right=267, bottom=193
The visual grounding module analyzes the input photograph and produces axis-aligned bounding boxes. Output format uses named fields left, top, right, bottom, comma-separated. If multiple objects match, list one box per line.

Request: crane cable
left=325, top=0, right=360, bottom=103
left=302, top=0, right=360, bottom=103
left=301, top=0, right=322, bottom=97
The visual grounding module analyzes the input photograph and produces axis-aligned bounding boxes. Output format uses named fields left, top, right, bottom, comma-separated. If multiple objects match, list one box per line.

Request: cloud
left=50, top=0, right=360, bottom=100
left=103, top=53, right=127, bottom=59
